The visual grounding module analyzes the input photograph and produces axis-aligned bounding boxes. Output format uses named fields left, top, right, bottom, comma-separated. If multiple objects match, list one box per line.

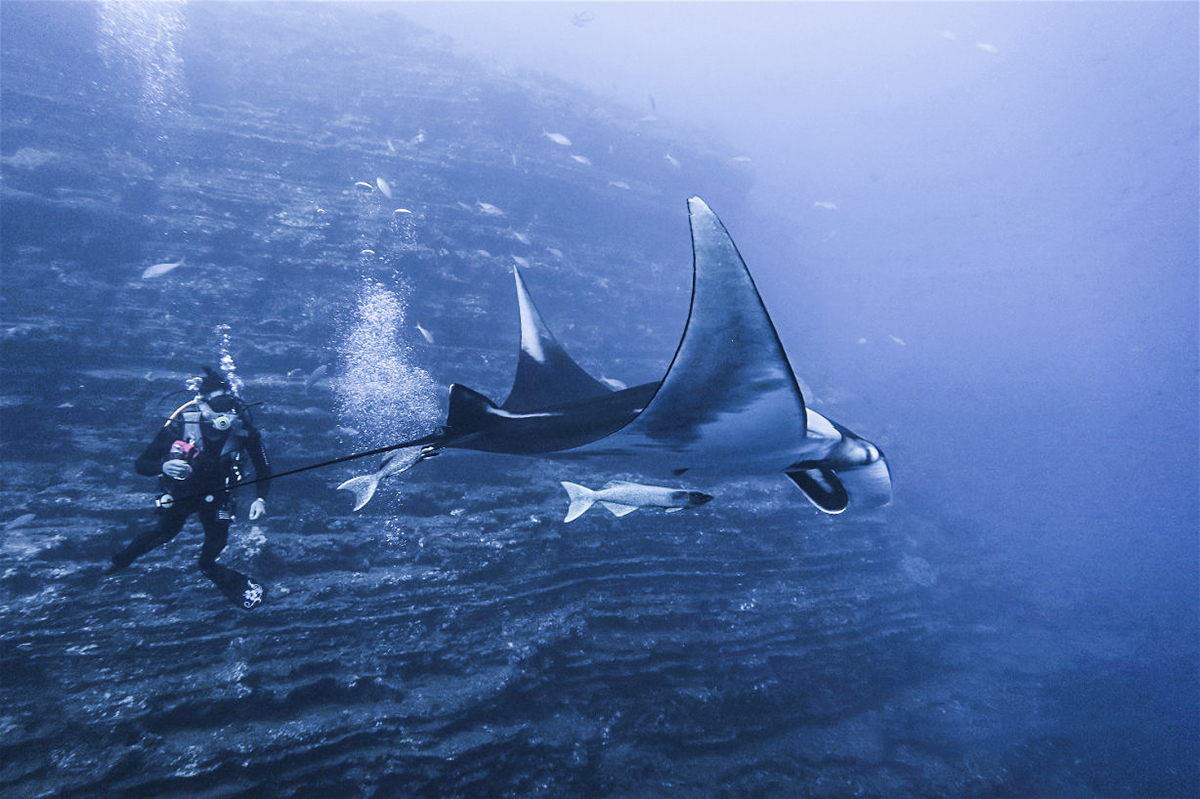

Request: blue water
left=2, top=3, right=1196, bottom=797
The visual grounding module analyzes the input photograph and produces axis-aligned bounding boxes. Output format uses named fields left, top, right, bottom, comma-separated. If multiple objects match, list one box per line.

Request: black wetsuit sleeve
left=244, top=426, right=273, bottom=499
left=135, top=425, right=176, bottom=477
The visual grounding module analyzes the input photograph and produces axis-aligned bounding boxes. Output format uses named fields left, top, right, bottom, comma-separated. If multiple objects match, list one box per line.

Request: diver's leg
left=198, top=496, right=264, bottom=610
left=106, top=504, right=188, bottom=574
left=197, top=499, right=231, bottom=571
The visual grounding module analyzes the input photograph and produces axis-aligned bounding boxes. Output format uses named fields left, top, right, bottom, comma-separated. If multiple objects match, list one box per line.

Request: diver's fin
left=503, top=267, right=612, bottom=413
left=786, top=467, right=850, bottom=514
left=203, top=564, right=265, bottom=610
left=561, top=481, right=597, bottom=522
left=600, top=502, right=639, bottom=517
left=337, top=474, right=379, bottom=511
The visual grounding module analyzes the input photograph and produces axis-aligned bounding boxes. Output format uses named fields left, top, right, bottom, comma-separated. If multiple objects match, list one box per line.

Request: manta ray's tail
left=338, top=474, right=379, bottom=512
left=561, top=481, right=597, bottom=522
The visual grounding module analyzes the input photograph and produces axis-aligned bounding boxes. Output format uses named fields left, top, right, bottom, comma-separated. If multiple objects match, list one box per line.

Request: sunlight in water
left=96, top=0, right=188, bottom=124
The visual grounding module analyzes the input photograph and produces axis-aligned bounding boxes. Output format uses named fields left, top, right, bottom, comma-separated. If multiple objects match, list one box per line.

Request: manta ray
left=338, top=197, right=891, bottom=514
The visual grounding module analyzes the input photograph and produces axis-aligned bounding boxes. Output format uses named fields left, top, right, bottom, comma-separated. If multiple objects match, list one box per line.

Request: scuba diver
left=106, top=366, right=272, bottom=610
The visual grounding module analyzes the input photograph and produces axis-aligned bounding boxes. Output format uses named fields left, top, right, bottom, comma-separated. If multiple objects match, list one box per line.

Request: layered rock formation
left=0, top=4, right=1122, bottom=797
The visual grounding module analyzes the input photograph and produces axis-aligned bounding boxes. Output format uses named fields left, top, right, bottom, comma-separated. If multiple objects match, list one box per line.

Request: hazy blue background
left=2, top=2, right=1196, bottom=796
left=401, top=0, right=1198, bottom=624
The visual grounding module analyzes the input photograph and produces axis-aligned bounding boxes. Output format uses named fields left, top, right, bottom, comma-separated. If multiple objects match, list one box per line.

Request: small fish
left=545, top=247, right=564, bottom=259
left=511, top=255, right=530, bottom=268
left=570, top=154, right=592, bottom=166
left=4, top=513, right=36, bottom=531
left=813, top=201, right=838, bottom=210
left=386, top=138, right=396, bottom=153
left=339, top=445, right=434, bottom=510
left=354, top=181, right=374, bottom=189
left=360, top=249, right=376, bottom=256
left=889, top=335, right=906, bottom=346
left=936, top=30, right=957, bottom=41
left=976, top=42, right=999, bottom=54
left=376, top=177, right=393, bottom=198
left=416, top=323, right=434, bottom=344
left=510, top=229, right=531, bottom=245
left=607, top=180, right=630, bottom=190
left=477, top=201, right=504, bottom=216
left=664, top=153, right=681, bottom=169
left=141, top=257, right=185, bottom=280
left=394, top=208, right=412, bottom=215
left=542, top=130, right=572, bottom=147
left=600, top=376, right=627, bottom=391
left=305, top=364, right=330, bottom=394
left=731, top=155, right=752, bottom=163
left=561, top=480, right=712, bottom=523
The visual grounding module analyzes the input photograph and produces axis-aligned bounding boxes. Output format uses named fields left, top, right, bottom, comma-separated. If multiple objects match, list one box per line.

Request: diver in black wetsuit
left=106, top=367, right=272, bottom=610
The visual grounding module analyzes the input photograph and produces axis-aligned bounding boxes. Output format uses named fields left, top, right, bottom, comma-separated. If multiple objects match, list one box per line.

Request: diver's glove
left=162, top=459, right=192, bottom=480
left=248, top=498, right=267, bottom=520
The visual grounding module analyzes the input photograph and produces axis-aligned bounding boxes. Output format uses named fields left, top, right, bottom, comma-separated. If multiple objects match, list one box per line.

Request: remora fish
left=337, top=445, right=433, bottom=511
left=560, top=480, right=713, bottom=523
left=141, top=257, right=185, bottom=280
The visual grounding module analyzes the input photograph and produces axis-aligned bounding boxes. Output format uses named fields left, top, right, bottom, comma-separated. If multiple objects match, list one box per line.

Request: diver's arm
left=245, top=428, right=273, bottom=500
left=134, top=426, right=175, bottom=477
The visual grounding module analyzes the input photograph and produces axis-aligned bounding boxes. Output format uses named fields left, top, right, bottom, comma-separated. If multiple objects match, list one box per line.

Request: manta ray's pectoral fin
left=503, top=266, right=613, bottom=413
left=565, top=197, right=809, bottom=473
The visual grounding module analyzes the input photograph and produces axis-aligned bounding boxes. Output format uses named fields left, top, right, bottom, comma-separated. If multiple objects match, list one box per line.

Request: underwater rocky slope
left=0, top=4, right=1152, bottom=798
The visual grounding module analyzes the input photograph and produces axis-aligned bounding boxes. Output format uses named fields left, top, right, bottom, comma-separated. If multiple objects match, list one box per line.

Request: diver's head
left=195, top=367, right=240, bottom=430
left=196, top=365, right=231, bottom=396
left=198, top=391, right=239, bottom=431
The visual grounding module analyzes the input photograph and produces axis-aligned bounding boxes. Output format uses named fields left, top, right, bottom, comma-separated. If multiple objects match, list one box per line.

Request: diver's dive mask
left=199, top=392, right=239, bottom=431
